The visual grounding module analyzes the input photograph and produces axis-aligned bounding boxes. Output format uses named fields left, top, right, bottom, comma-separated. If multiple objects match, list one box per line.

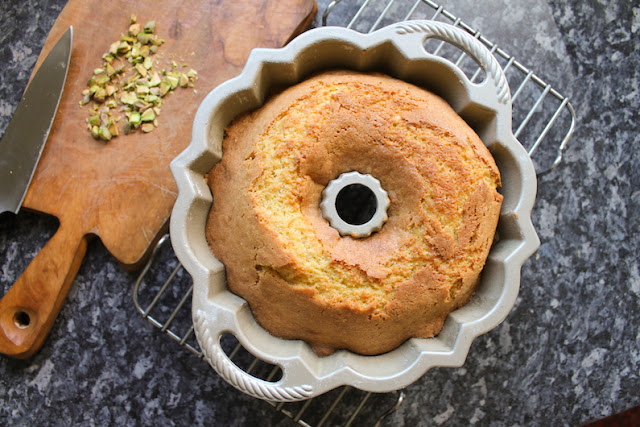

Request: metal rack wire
left=133, top=1, right=576, bottom=425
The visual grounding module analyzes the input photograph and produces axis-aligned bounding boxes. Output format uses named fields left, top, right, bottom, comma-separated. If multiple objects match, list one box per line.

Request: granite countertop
left=1, top=0, right=638, bottom=425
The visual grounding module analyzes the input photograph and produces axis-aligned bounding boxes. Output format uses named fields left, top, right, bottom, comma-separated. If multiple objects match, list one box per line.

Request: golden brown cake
left=205, top=71, right=503, bottom=356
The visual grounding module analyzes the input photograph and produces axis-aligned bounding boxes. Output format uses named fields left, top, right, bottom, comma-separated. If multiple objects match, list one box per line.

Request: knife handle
left=0, top=222, right=87, bottom=358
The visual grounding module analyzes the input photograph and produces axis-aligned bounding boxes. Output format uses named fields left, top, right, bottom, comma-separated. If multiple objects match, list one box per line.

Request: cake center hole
left=335, top=184, right=377, bottom=226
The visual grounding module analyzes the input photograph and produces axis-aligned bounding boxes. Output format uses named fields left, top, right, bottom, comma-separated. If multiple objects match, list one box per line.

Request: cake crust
left=206, top=71, right=502, bottom=356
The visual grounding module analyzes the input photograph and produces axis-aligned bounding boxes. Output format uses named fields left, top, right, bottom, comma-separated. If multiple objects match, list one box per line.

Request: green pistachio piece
left=98, top=126, right=112, bottom=141
left=143, top=57, right=153, bottom=70
left=128, top=23, right=141, bottom=36
left=91, top=125, right=100, bottom=139
left=135, top=63, right=148, bottom=77
left=94, top=88, right=107, bottom=103
left=141, top=108, right=156, bottom=122
left=120, top=92, right=137, bottom=105
left=136, top=85, right=150, bottom=95
left=93, top=68, right=104, bottom=75
left=109, top=41, right=120, bottom=55
left=159, top=81, right=171, bottom=96
left=97, top=75, right=110, bottom=86
left=137, top=33, right=149, bottom=45
left=117, top=41, right=130, bottom=53
left=148, top=72, right=161, bottom=87
left=164, top=75, right=179, bottom=90
left=128, top=111, right=142, bottom=127
left=144, top=21, right=156, bottom=34
left=179, top=73, right=189, bottom=88
left=108, top=121, right=119, bottom=137
left=89, top=115, right=101, bottom=126
left=150, top=45, right=159, bottom=54
left=141, top=123, right=154, bottom=133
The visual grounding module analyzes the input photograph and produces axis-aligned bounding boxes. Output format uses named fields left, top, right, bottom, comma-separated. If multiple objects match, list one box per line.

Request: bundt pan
left=170, top=20, right=539, bottom=402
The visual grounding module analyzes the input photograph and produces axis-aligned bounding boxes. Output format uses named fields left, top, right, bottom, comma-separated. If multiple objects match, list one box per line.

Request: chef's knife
left=0, top=26, right=73, bottom=214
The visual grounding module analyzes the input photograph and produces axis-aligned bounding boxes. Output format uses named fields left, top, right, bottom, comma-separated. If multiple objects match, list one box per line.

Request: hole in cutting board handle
left=13, top=311, right=31, bottom=329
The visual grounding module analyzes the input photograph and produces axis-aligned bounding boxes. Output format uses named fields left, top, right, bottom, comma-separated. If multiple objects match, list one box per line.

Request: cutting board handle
left=0, top=222, right=87, bottom=358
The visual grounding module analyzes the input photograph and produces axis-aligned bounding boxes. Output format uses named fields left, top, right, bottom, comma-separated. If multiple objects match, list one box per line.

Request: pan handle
left=390, top=20, right=511, bottom=105
left=0, top=222, right=87, bottom=358
left=193, top=310, right=314, bottom=402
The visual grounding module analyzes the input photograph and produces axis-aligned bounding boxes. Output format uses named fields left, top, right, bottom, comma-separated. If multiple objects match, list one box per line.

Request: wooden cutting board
left=0, top=0, right=317, bottom=358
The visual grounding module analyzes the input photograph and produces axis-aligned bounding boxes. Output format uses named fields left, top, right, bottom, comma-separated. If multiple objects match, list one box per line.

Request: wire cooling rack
left=133, top=1, right=576, bottom=425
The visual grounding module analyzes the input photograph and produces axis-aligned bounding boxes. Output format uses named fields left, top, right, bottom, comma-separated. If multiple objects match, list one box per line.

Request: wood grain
left=0, top=0, right=316, bottom=358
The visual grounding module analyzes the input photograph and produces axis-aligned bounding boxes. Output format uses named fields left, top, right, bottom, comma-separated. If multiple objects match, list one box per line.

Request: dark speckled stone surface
left=1, top=0, right=639, bottom=425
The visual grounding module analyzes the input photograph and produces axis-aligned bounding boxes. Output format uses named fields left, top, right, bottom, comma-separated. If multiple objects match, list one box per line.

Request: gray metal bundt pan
left=170, top=20, right=540, bottom=402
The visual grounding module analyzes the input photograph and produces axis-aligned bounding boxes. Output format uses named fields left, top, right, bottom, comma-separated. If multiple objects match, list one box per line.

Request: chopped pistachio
left=136, top=85, right=150, bottom=95
left=108, top=121, right=119, bottom=137
left=106, top=99, right=117, bottom=108
left=143, top=57, right=153, bottom=70
left=103, top=54, right=114, bottom=64
left=179, top=73, right=189, bottom=88
left=109, top=41, right=120, bottom=55
left=120, top=91, right=137, bottom=105
left=94, top=88, right=107, bottom=102
left=164, top=75, right=179, bottom=90
left=91, top=125, right=100, bottom=139
left=137, top=33, right=149, bottom=45
left=123, top=121, right=132, bottom=135
left=82, top=88, right=90, bottom=96
left=135, top=63, right=147, bottom=77
left=128, top=112, right=142, bottom=127
left=159, top=81, right=171, bottom=96
left=89, top=115, right=101, bottom=126
left=97, top=75, right=110, bottom=86
left=98, top=126, right=112, bottom=141
left=140, top=45, right=150, bottom=57
left=141, top=108, right=156, bottom=122
left=106, top=63, right=116, bottom=76
left=130, top=14, right=137, bottom=24
left=117, top=41, right=130, bottom=53
left=143, top=21, right=156, bottom=34
left=93, top=68, right=104, bottom=75
left=149, top=45, right=159, bottom=54
left=134, top=100, right=150, bottom=110
left=141, top=123, right=154, bottom=133
left=148, top=72, right=161, bottom=87
left=149, top=86, right=161, bottom=97
left=128, top=23, right=141, bottom=36
left=145, top=94, right=159, bottom=104
left=186, top=69, right=198, bottom=78
left=121, top=35, right=135, bottom=43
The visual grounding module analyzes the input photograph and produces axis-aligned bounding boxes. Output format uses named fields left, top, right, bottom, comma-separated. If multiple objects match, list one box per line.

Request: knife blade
left=0, top=26, right=73, bottom=214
